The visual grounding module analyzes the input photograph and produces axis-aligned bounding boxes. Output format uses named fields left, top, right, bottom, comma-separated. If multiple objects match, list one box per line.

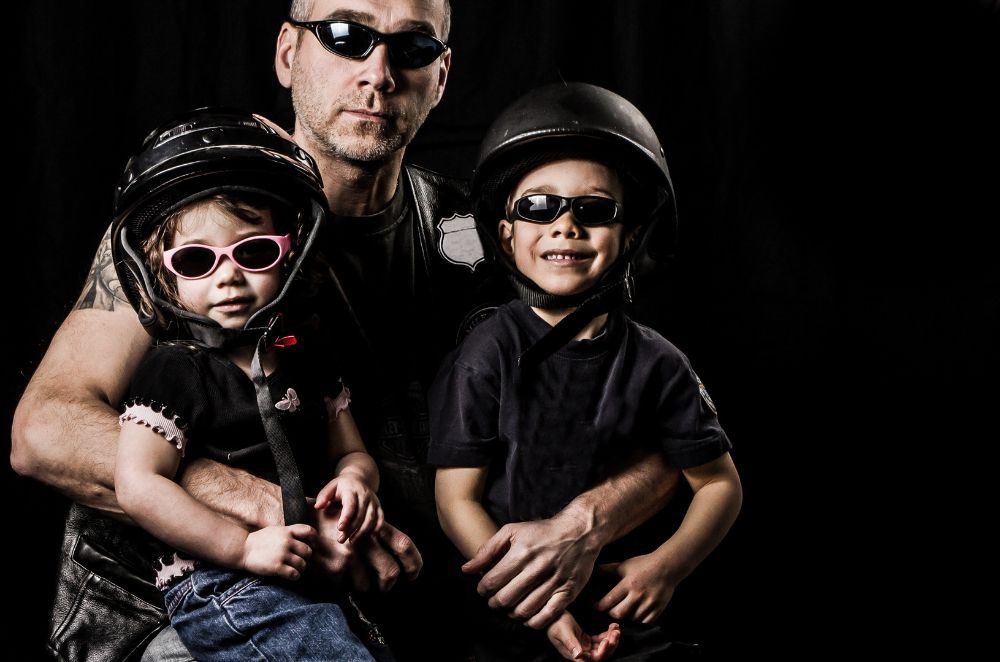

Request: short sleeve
left=427, top=349, right=502, bottom=467
left=119, top=346, right=209, bottom=455
left=653, top=356, right=732, bottom=469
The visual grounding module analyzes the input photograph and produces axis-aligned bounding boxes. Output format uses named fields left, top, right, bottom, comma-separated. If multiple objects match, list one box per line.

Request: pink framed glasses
left=162, top=234, right=292, bottom=280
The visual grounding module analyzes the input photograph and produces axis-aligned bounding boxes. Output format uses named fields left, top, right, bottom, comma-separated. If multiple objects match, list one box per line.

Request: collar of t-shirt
left=511, top=300, right=622, bottom=360
left=332, top=174, right=409, bottom=237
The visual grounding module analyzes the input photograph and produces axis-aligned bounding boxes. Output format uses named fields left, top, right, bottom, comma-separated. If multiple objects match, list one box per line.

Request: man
left=12, top=1, right=677, bottom=659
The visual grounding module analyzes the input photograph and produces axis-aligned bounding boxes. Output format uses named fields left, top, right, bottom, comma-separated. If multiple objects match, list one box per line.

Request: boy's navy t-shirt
left=428, top=299, right=731, bottom=530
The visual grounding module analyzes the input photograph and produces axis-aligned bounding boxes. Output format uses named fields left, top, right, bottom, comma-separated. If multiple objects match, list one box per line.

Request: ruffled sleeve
left=118, top=344, right=207, bottom=456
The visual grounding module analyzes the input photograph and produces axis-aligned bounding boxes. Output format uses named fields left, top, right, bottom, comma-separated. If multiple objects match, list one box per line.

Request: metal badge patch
left=437, top=213, right=485, bottom=271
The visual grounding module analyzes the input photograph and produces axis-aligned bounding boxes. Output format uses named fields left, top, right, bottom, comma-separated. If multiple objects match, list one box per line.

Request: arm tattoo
left=74, top=225, right=128, bottom=312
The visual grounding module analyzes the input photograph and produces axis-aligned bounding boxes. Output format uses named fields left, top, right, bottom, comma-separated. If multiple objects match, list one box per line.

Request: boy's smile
left=499, top=159, right=628, bottom=298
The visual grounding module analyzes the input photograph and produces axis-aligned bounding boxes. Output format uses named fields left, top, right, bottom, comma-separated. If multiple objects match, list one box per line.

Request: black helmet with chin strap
left=111, top=108, right=328, bottom=350
left=471, top=82, right=676, bottom=365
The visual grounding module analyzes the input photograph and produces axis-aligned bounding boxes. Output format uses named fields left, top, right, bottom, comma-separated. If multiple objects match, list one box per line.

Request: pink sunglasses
left=162, top=234, right=292, bottom=280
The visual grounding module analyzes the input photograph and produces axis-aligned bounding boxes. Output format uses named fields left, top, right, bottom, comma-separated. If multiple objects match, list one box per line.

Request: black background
left=6, top=1, right=998, bottom=658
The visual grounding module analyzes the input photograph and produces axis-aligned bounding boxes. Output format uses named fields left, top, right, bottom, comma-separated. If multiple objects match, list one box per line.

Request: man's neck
left=530, top=306, right=610, bottom=341
left=293, top=130, right=405, bottom=217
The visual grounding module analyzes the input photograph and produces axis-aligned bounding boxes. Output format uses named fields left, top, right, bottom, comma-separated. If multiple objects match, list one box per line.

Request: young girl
left=112, top=109, right=388, bottom=661
left=430, top=84, right=743, bottom=661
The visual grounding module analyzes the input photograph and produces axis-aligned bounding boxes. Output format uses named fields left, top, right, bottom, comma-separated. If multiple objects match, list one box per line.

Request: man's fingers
left=594, top=580, right=629, bottom=612
left=523, top=590, right=573, bottom=630
left=509, top=575, right=557, bottom=620
left=346, top=556, right=371, bottom=592
left=463, top=525, right=512, bottom=574
left=486, top=559, right=547, bottom=609
left=379, top=523, right=422, bottom=579
left=365, top=543, right=402, bottom=592
left=288, top=538, right=313, bottom=559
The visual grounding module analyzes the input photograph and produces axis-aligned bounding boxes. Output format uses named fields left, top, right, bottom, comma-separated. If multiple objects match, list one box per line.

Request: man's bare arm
left=463, top=449, right=680, bottom=629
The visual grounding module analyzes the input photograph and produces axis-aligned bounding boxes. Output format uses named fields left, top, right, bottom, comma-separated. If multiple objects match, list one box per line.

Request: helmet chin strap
left=516, top=264, right=632, bottom=368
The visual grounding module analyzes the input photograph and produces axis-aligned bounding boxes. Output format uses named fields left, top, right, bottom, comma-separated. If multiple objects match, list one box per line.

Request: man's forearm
left=11, top=385, right=126, bottom=516
left=178, top=458, right=284, bottom=530
left=560, top=450, right=680, bottom=548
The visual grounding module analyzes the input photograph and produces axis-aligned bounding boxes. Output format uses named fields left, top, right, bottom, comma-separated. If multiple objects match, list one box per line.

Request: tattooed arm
left=11, top=226, right=281, bottom=526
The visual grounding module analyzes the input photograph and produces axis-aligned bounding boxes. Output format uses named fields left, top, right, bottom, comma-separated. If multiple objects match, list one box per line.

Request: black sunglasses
left=511, top=194, right=622, bottom=226
left=288, top=19, right=448, bottom=69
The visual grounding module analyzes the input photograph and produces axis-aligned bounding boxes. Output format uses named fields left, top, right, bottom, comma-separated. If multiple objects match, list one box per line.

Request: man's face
left=277, top=0, right=451, bottom=164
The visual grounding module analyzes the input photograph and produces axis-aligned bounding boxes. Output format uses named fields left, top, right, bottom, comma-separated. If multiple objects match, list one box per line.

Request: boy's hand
left=315, top=474, right=384, bottom=543
left=241, top=524, right=315, bottom=580
left=594, top=553, right=677, bottom=623
left=547, top=612, right=621, bottom=661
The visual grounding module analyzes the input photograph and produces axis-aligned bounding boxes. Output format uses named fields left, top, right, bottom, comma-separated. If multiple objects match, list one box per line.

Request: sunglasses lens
left=233, top=238, right=282, bottom=270
left=516, top=194, right=562, bottom=223
left=169, top=246, right=217, bottom=278
left=572, top=197, right=620, bottom=225
left=320, top=22, right=375, bottom=57
left=388, top=34, right=445, bottom=67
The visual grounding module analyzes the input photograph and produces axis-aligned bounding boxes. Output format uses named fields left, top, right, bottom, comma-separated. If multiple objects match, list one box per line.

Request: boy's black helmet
left=111, top=108, right=328, bottom=348
left=471, top=82, right=676, bottom=311
left=470, top=83, right=676, bottom=365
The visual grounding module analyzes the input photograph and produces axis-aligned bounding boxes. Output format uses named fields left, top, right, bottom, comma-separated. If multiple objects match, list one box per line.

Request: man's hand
left=462, top=508, right=603, bottom=629
left=312, top=503, right=422, bottom=592
left=594, top=554, right=677, bottom=624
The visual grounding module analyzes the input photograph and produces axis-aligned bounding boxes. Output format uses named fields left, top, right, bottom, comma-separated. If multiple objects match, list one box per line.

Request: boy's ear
left=497, top=219, right=515, bottom=258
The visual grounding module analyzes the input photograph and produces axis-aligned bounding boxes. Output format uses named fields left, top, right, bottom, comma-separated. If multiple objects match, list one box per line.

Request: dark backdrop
left=7, top=1, right=997, bottom=658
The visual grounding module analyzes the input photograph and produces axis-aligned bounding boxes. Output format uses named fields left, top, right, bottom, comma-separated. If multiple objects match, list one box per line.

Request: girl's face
left=498, top=159, right=628, bottom=298
left=169, top=202, right=282, bottom=329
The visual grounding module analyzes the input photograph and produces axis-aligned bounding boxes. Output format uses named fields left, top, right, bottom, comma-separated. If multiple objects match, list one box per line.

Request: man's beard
left=293, top=88, right=418, bottom=165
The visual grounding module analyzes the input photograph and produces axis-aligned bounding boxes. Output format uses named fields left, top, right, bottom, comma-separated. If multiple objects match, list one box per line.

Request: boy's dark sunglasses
left=288, top=19, right=448, bottom=69
left=511, top=194, right=622, bottom=226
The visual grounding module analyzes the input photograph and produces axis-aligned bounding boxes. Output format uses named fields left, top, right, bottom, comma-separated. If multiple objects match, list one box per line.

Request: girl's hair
left=139, top=192, right=299, bottom=314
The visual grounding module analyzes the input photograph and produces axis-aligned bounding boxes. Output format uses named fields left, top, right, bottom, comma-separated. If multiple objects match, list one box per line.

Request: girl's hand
left=241, top=524, right=315, bottom=580
left=594, top=553, right=677, bottom=623
left=315, top=475, right=384, bottom=543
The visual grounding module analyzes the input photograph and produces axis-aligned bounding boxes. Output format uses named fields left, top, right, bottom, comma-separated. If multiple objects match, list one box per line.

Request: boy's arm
left=115, top=423, right=313, bottom=577
left=464, top=448, right=681, bottom=629
left=435, top=466, right=499, bottom=559
left=596, top=452, right=742, bottom=622
left=10, top=226, right=282, bottom=527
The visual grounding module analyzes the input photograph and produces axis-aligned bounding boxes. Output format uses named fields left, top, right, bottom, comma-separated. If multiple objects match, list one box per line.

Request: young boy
left=429, top=83, right=742, bottom=661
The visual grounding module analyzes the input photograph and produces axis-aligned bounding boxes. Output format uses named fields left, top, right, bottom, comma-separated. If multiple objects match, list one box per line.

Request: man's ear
left=497, top=219, right=515, bottom=258
left=275, top=23, right=298, bottom=90
left=430, top=49, right=452, bottom=109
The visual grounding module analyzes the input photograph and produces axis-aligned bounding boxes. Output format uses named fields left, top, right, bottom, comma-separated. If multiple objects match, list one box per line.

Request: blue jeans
left=163, top=567, right=381, bottom=662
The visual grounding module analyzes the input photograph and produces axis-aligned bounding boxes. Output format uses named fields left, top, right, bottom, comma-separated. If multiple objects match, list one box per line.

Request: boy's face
left=171, top=203, right=282, bottom=329
left=499, top=159, right=629, bottom=299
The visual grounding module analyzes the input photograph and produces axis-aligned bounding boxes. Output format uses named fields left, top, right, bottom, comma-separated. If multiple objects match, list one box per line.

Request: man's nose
left=357, top=42, right=396, bottom=92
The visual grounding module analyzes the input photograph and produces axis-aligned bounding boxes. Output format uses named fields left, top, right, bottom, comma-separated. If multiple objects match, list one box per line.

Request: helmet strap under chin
left=517, top=270, right=629, bottom=368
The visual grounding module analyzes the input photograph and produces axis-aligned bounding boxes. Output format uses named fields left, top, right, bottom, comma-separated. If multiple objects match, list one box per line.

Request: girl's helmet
left=111, top=108, right=328, bottom=349
left=471, top=83, right=676, bottom=363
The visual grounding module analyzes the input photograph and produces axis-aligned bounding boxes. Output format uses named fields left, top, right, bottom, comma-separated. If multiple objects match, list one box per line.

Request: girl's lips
left=212, top=297, right=253, bottom=312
